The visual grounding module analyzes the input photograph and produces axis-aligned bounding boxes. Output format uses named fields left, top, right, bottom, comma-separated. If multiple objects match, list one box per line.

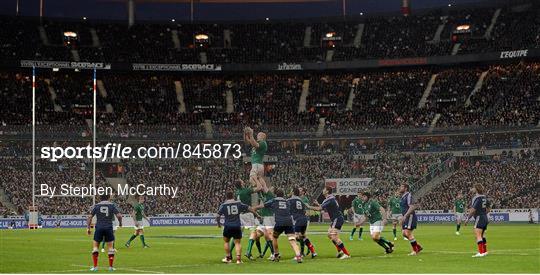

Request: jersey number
left=279, top=201, right=287, bottom=209
left=226, top=205, right=238, bottom=215
left=296, top=201, right=303, bottom=210
left=100, top=206, right=109, bottom=217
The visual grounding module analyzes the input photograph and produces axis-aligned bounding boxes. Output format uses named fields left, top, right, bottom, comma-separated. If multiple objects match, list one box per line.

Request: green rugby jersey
left=364, top=199, right=383, bottom=224
left=251, top=141, right=267, bottom=164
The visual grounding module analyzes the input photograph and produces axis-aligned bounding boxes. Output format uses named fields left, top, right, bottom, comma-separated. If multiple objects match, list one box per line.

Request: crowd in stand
left=421, top=151, right=539, bottom=210
left=0, top=4, right=539, bottom=63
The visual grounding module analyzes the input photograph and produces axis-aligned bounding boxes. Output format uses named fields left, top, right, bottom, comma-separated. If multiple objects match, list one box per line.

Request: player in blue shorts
left=217, top=190, right=259, bottom=264
left=87, top=194, right=123, bottom=272
left=289, top=187, right=317, bottom=258
left=254, top=188, right=303, bottom=263
left=399, top=183, right=423, bottom=256
left=308, top=187, right=351, bottom=259
left=465, top=183, right=490, bottom=257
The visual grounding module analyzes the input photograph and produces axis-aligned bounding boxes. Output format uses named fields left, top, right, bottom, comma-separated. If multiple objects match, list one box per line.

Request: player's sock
left=337, top=242, right=350, bottom=256
left=477, top=240, right=484, bottom=254
left=380, top=237, right=392, bottom=246
left=268, top=240, right=274, bottom=254
left=255, top=239, right=262, bottom=254
left=230, top=240, right=235, bottom=254
left=410, top=239, right=419, bottom=252
left=304, top=238, right=316, bottom=254
left=392, top=228, right=397, bottom=238
left=127, top=234, right=137, bottom=244
left=482, top=238, right=487, bottom=253
left=376, top=239, right=389, bottom=249
left=457, top=224, right=461, bottom=232
left=92, top=249, right=99, bottom=268
left=140, top=235, right=147, bottom=246
left=350, top=227, right=356, bottom=238
left=358, top=227, right=363, bottom=238
left=246, top=239, right=254, bottom=255
left=332, top=240, right=341, bottom=252
left=108, top=249, right=115, bottom=267
left=299, top=239, right=305, bottom=255
left=101, top=241, right=105, bottom=249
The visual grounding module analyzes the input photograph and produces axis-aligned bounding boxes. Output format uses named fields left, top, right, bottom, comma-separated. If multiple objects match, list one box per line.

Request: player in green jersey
left=454, top=193, right=466, bottom=235
left=125, top=196, right=149, bottom=248
left=255, top=188, right=276, bottom=260
left=234, top=179, right=265, bottom=260
left=387, top=192, right=403, bottom=241
left=349, top=191, right=366, bottom=241
left=244, top=127, right=268, bottom=192
left=360, top=191, right=394, bottom=254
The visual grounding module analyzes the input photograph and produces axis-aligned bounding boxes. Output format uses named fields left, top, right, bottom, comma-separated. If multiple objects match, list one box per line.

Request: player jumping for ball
left=217, top=190, right=260, bottom=264
left=464, top=184, right=490, bottom=257
left=87, top=194, right=123, bottom=272
left=308, top=187, right=351, bottom=259
left=244, top=127, right=267, bottom=191
left=125, top=196, right=150, bottom=248
left=399, top=183, right=423, bottom=256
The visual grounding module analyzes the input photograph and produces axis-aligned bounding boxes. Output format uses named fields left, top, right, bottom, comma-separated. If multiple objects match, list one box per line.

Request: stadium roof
left=102, top=0, right=332, bottom=2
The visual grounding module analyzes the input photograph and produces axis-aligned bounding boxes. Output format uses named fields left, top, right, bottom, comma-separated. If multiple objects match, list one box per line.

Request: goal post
left=28, top=205, right=39, bottom=229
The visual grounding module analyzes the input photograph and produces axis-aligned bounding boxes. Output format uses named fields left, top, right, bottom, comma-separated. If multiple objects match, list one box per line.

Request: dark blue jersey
left=321, top=195, right=343, bottom=221
left=91, top=201, right=119, bottom=229
left=218, top=200, right=249, bottom=227
left=288, top=196, right=308, bottom=224
left=471, top=195, right=488, bottom=217
left=400, top=192, right=415, bottom=216
left=264, top=197, right=293, bottom=226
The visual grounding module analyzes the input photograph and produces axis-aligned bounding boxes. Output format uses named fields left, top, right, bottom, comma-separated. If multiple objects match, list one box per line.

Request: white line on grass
left=71, top=264, right=165, bottom=274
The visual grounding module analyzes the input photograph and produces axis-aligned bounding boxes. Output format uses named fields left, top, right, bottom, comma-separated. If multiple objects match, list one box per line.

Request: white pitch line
left=71, top=264, right=164, bottom=274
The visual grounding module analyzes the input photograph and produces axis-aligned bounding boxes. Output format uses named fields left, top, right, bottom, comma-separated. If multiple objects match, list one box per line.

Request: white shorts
left=353, top=214, right=366, bottom=224
left=455, top=213, right=465, bottom=222
left=390, top=214, right=403, bottom=222
left=262, top=216, right=275, bottom=229
left=134, top=221, right=144, bottom=230
left=250, top=163, right=264, bottom=178
left=369, top=221, right=384, bottom=234
left=240, top=213, right=258, bottom=229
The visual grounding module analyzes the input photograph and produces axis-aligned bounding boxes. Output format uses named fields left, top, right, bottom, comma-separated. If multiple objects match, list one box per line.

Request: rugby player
left=349, top=191, right=366, bottom=241
left=387, top=192, right=402, bottom=241
left=289, top=187, right=317, bottom=258
left=454, top=193, right=466, bottom=235
left=360, top=191, right=394, bottom=254
left=217, top=190, right=259, bottom=264
left=244, top=127, right=268, bottom=191
left=253, top=188, right=303, bottom=263
left=464, top=184, right=490, bottom=257
left=399, top=183, right=423, bottom=256
left=125, top=196, right=150, bottom=248
left=87, top=194, right=123, bottom=272
left=308, top=187, right=351, bottom=259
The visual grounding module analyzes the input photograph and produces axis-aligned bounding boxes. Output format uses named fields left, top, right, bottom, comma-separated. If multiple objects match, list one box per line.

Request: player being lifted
left=243, top=127, right=268, bottom=190
left=360, top=191, right=394, bottom=254
left=308, top=187, right=351, bottom=259
left=217, top=190, right=260, bottom=264
left=454, top=193, right=466, bottom=235
left=349, top=191, right=366, bottom=241
left=289, top=187, right=317, bottom=258
left=399, top=183, right=423, bottom=256
left=253, top=188, right=303, bottom=263
left=87, top=194, right=123, bottom=272
left=387, top=191, right=402, bottom=241
left=125, top=196, right=150, bottom=248
left=464, top=184, right=490, bottom=257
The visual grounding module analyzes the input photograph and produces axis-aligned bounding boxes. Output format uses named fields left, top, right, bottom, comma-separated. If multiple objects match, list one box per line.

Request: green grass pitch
left=1, top=224, right=539, bottom=273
